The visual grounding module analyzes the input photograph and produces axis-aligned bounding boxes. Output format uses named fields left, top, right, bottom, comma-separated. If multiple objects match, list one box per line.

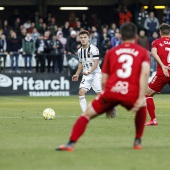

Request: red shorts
left=92, top=90, right=138, bottom=114
left=149, top=72, right=170, bottom=92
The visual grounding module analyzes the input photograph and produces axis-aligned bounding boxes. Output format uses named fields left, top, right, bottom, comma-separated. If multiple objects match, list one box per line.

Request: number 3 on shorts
left=116, top=54, right=133, bottom=78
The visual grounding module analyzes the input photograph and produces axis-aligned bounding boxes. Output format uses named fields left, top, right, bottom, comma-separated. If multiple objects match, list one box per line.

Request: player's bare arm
left=72, top=63, right=83, bottom=81
left=102, top=73, right=109, bottom=90
left=83, top=59, right=99, bottom=75
left=152, top=47, right=169, bottom=77
left=131, top=61, right=150, bottom=112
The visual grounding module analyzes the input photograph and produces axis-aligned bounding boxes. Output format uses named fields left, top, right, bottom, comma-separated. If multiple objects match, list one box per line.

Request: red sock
left=70, top=115, right=89, bottom=142
left=146, top=95, right=156, bottom=120
left=135, top=107, right=147, bottom=139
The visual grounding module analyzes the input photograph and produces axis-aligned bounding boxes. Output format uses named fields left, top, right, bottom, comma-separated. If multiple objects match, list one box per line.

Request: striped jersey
left=77, top=44, right=101, bottom=73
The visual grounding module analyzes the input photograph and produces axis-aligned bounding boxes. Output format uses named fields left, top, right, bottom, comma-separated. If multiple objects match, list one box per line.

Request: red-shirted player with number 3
left=145, top=23, right=170, bottom=126
left=56, top=23, right=150, bottom=151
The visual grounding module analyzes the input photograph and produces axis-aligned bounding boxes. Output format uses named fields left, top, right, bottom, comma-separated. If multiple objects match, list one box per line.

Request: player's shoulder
left=77, top=46, right=82, bottom=52
left=152, top=37, right=162, bottom=45
left=90, top=44, right=99, bottom=50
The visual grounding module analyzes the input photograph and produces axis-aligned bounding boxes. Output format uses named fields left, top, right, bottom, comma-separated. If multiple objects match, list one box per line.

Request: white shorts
left=79, top=72, right=102, bottom=93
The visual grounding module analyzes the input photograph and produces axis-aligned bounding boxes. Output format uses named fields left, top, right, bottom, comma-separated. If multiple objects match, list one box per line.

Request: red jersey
left=102, top=42, right=150, bottom=96
left=152, top=37, right=170, bottom=73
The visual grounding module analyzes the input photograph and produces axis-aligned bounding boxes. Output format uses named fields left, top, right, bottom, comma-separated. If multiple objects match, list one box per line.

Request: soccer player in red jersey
left=145, top=23, right=170, bottom=126
left=56, top=23, right=150, bottom=151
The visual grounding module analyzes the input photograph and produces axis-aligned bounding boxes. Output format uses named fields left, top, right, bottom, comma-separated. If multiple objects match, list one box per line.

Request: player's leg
left=92, top=73, right=117, bottom=118
left=79, top=75, right=92, bottom=112
left=56, top=91, right=114, bottom=151
left=134, top=106, right=147, bottom=150
left=55, top=104, right=99, bottom=151
left=78, top=88, right=87, bottom=112
left=145, top=87, right=158, bottom=126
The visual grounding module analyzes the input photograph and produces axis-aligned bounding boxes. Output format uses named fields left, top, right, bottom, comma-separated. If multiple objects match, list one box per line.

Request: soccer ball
left=43, top=108, right=55, bottom=120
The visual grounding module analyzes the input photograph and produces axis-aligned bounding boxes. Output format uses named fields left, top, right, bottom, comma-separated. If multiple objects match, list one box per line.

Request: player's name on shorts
left=29, top=91, right=70, bottom=97
left=115, top=48, right=139, bottom=56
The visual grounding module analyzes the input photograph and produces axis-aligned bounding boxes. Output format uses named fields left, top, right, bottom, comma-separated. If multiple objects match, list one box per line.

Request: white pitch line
left=0, top=116, right=79, bottom=119
left=0, top=114, right=170, bottom=119
left=1, top=97, right=23, bottom=101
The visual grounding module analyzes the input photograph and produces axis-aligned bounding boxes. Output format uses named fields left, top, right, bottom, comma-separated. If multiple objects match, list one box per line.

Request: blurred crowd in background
left=0, top=2, right=170, bottom=75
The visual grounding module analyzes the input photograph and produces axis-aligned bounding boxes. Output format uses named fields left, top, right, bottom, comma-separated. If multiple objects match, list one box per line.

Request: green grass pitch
left=0, top=95, right=170, bottom=170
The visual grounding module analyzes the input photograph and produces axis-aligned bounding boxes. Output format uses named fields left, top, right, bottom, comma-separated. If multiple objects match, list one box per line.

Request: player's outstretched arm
left=131, top=62, right=150, bottom=112
left=72, top=63, right=83, bottom=81
left=83, top=59, right=99, bottom=75
left=89, top=59, right=99, bottom=73
left=152, top=47, right=169, bottom=77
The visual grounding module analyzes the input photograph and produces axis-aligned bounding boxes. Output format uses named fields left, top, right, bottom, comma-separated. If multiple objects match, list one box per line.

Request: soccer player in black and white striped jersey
left=72, top=30, right=102, bottom=112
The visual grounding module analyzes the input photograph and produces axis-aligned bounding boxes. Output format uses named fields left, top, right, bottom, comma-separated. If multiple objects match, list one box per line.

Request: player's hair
left=159, top=23, right=170, bottom=35
left=79, top=30, right=90, bottom=37
left=120, top=23, right=137, bottom=41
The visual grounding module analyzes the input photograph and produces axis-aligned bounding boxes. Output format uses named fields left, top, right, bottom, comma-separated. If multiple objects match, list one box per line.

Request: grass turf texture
left=0, top=95, right=170, bottom=170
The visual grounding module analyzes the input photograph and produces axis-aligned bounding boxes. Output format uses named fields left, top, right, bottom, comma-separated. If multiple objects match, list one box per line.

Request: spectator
left=89, top=31, right=98, bottom=47
left=74, top=20, right=81, bottom=32
left=8, top=31, right=22, bottom=73
left=35, top=34, right=45, bottom=73
left=26, top=22, right=35, bottom=33
left=3, top=20, right=10, bottom=37
left=119, top=6, right=132, bottom=26
left=44, top=30, right=53, bottom=73
left=19, top=27, right=27, bottom=41
left=111, top=31, right=122, bottom=47
left=31, top=11, right=41, bottom=25
left=129, top=0, right=142, bottom=23
left=50, top=34, right=64, bottom=73
left=90, top=13, right=101, bottom=28
left=13, top=17, right=21, bottom=35
left=0, top=34, right=7, bottom=72
left=136, top=6, right=149, bottom=31
left=148, top=31, right=159, bottom=51
left=163, top=5, right=170, bottom=25
left=36, top=18, right=43, bottom=30
left=137, top=30, right=149, bottom=50
left=90, top=26, right=101, bottom=50
left=80, top=13, right=89, bottom=30
left=100, top=38, right=112, bottom=67
left=23, top=19, right=31, bottom=30
left=44, top=12, right=53, bottom=25
left=22, top=32, right=35, bottom=73
left=38, top=23, right=47, bottom=35
left=47, top=17, right=56, bottom=35
left=31, top=28, right=40, bottom=42
left=57, top=31, right=67, bottom=49
left=62, top=21, right=70, bottom=38
left=65, top=30, right=77, bottom=55
left=144, top=11, right=159, bottom=38
left=68, top=12, right=77, bottom=28
left=100, top=27, right=110, bottom=45
left=108, top=23, right=117, bottom=38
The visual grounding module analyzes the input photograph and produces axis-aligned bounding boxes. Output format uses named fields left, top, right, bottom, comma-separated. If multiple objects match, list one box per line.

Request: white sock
left=79, top=96, right=87, bottom=112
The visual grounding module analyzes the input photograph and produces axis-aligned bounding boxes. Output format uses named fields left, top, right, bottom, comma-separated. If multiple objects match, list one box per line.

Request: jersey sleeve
left=91, top=45, right=100, bottom=59
left=143, top=50, right=150, bottom=64
left=151, top=39, right=157, bottom=49
left=102, top=51, right=110, bottom=75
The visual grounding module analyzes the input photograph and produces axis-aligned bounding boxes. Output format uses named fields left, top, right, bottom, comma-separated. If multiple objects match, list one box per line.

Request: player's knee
left=83, top=112, right=95, bottom=119
left=145, top=88, right=155, bottom=97
left=78, top=89, right=86, bottom=96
